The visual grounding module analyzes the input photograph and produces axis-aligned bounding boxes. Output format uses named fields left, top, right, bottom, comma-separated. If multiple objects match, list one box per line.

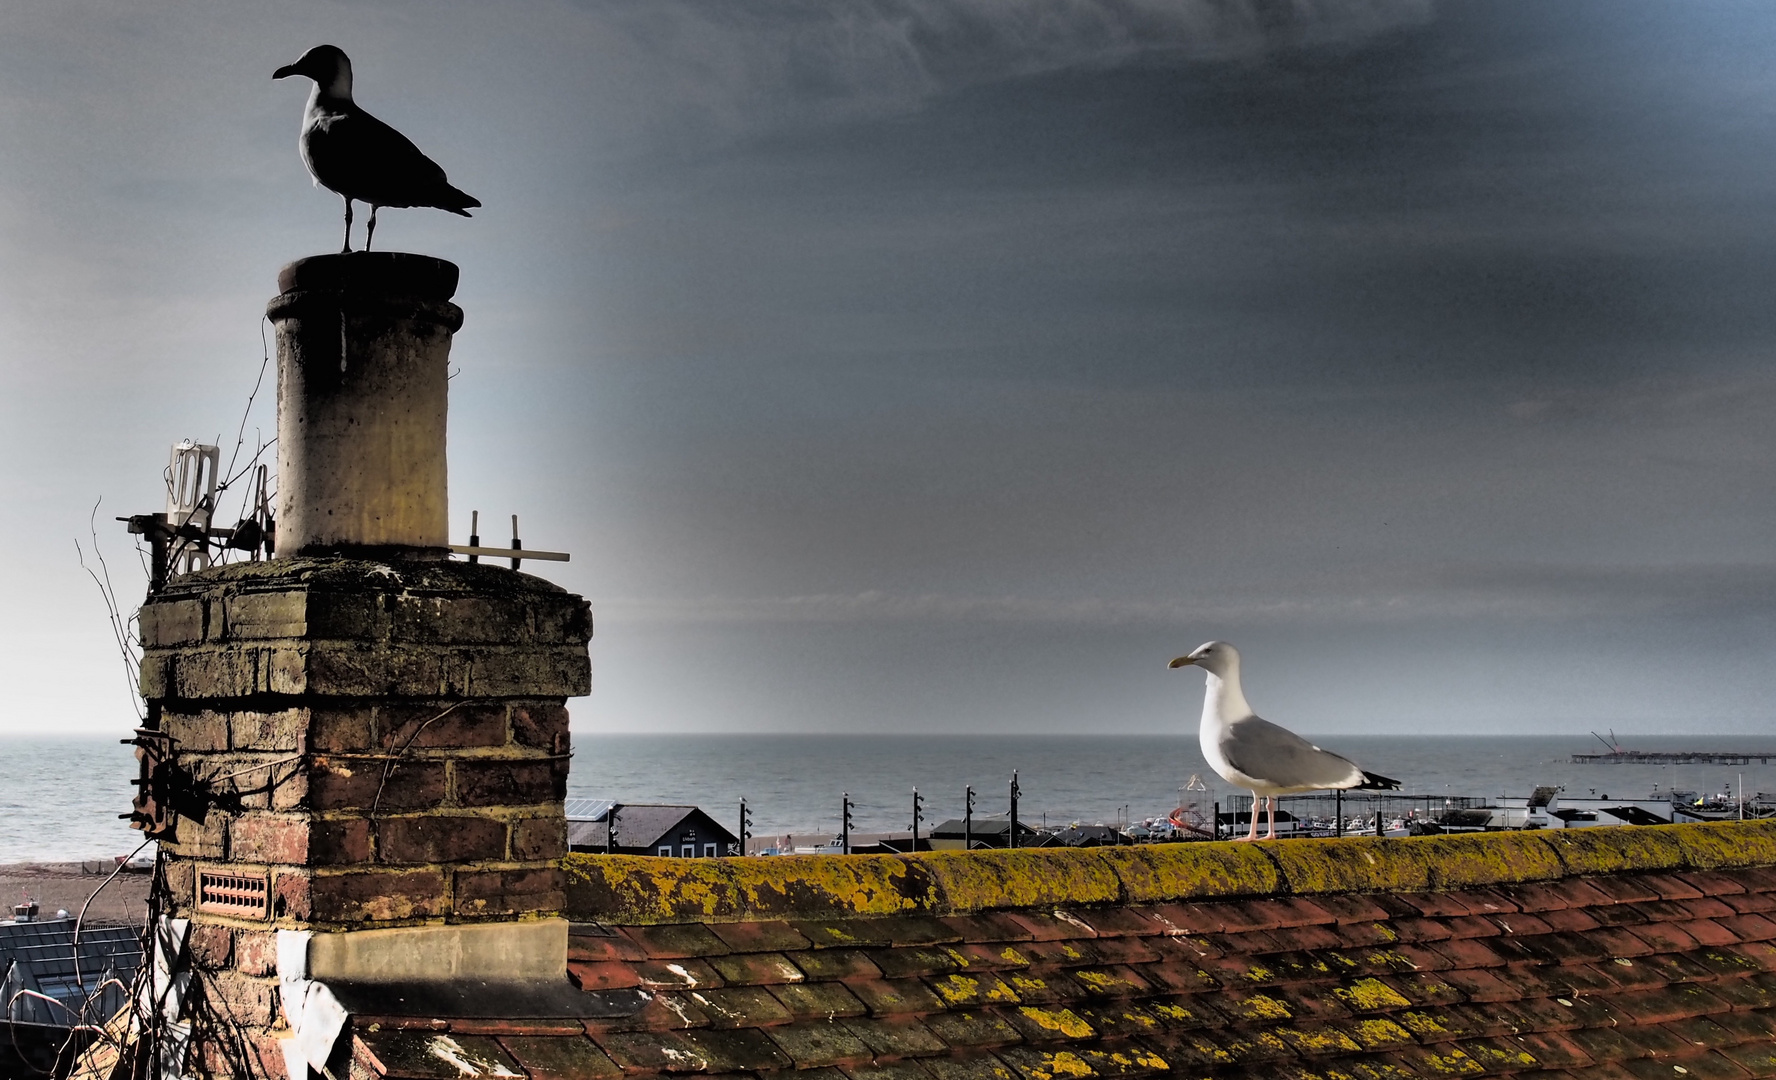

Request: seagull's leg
left=366, top=205, right=379, bottom=251
left=1263, top=797, right=1278, bottom=841
left=1241, top=794, right=1260, bottom=841
left=340, top=196, right=354, bottom=253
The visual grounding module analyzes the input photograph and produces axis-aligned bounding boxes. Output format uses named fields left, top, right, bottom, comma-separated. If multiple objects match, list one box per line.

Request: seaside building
left=565, top=802, right=739, bottom=857
left=93, top=251, right=1776, bottom=1079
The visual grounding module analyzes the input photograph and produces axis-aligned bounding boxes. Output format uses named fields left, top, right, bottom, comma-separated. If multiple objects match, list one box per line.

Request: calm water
left=4, top=732, right=1774, bottom=863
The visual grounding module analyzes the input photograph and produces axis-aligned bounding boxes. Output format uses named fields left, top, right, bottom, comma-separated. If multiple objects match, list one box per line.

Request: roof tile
left=571, top=960, right=645, bottom=991
left=842, top=1061, right=935, bottom=1080
left=1259, top=925, right=1344, bottom=953
left=1716, top=913, right=1776, bottom=942
left=571, top=927, right=651, bottom=963
left=1720, top=889, right=1776, bottom=914
left=1438, top=967, right=1526, bottom=1003
left=1676, top=897, right=1742, bottom=921
left=1619, top=920, right=1701, bottom=954
left=1063, top=907, right=1165, bottom=938
left=795, top=949, right=885, bottom=983
left=1673, top=920, right=1741, bottom=948
left=768, top=980, right=868, bottom=1021
left=840, top=1017, right=951, bottom=1059
left=1719, top=1041, right=1776, bottom=1075
left=1424, top=937, right=1511, bottom=970
left=707, top=920, right=812, bottom=954
left=600, top=1027, right=793, bottom=1072
left=581, top=992, right=711, bottom=1034
left=764, top=1018, right=878, bottom=1068
left=1003, top=912, right=1099, bottom=942
left=920, top=1055, right=1019, bottom=1080
left=938, top=913, right=1039, bottom=944
left=928, top=971, right=1026, bottom=1008
left=921, top=1009, right=1024, bottom=1050
left=706, top=952, right=805, bottom=987
left=1675, top=871, right=1749, bottom=896
left=498, top=1034, right=624, bottom=1080
left=687, top=986, right=796, bottom=1028
left=634, top=957, right=726, bottom=991
left=870, top=948, right=967, bottom=980
left=1307, top=895, right=1397, bottom=924
left=1003, top=1005, right=1097, bottom=1043
left=1608, top=984, right=1731, bottom=1024
left=620, top=924, right=734, bottom=959
left=356, top=1030, right=528, bottom=1079
left=849, top=979, right=947, bottom=1017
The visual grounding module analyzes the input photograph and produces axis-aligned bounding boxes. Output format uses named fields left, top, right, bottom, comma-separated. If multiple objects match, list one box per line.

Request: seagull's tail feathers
left=1354, top=771, right=1402, bottom=791
left=435, top=183, right=480, bottom=217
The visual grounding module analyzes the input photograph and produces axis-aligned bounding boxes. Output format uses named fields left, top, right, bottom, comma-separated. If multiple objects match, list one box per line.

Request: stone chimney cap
left=276, top=251, right=459, bottom=300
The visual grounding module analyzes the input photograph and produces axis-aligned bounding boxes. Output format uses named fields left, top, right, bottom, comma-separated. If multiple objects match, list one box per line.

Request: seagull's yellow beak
left=1168, top=656, right=1196, bottom=669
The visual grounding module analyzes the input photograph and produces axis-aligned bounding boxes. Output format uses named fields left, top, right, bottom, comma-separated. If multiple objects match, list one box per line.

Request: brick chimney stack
left=135, top=254, right=591, bottom=1076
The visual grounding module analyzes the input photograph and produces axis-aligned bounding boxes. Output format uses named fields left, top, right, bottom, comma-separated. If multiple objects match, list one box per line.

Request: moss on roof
left=565, top=820, right=1776, bottom=925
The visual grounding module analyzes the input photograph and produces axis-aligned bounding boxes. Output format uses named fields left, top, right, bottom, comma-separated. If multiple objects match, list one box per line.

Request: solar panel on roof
left=564, top=798, right=615, bottom=822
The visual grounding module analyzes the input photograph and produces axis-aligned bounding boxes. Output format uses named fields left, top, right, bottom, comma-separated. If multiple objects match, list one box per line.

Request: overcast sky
left=3, top=0, right=1776, bottom=737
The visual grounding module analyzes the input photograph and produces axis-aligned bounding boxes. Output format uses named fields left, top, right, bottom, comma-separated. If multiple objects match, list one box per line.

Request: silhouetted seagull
left=1170, top=641, right=1399, bottom=841
left=274, top=45, right=480, bottom=253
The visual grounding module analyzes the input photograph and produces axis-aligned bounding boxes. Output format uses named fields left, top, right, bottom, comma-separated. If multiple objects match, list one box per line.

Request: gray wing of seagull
left=1219, top=714, right=1389, bottom=792
left=305, top=107, right=478, bottom=214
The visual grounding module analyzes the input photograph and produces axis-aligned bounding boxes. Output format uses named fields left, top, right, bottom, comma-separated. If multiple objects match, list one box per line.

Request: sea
left=3, top=733, right=1774, bottom=864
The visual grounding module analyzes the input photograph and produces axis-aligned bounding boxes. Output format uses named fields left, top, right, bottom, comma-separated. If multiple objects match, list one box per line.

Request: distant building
left=565, top=799, right=740, bottom=856
left=926, top=815, right=1048, bottom=850
left=1051, top=824, right=1132, bottom=847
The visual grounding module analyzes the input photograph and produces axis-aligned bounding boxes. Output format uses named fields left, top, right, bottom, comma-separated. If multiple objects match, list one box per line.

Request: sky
left=3, top=0, right=1776, bottom=737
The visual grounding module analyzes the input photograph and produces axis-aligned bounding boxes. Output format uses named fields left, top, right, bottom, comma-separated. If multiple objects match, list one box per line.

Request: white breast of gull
left=274, top=44, right=480, bottom=253
left=1169, top=640, right=1399, bottom=841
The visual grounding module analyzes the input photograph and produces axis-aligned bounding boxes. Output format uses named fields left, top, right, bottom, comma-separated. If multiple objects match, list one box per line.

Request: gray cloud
left=584, top=0, right=1432, bottom=140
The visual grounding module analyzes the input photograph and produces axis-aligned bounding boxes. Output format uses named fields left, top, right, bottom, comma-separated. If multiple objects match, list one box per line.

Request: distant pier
left=1571, top=750, right=1776, bottom=765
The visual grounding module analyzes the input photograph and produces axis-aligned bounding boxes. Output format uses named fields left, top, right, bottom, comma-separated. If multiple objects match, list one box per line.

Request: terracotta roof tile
left=920, top=1009, right=1024, bottom=1050
left=708, top=921, right=813, bottom=954
left=842, top=1061, right=934, bottom=1080
left=768, top=980, right=868, bottom=1021
left=706, top=952, right=805, bottom=987
left=622, top=924, right=734, bottom=959
left=1002, top=912, right=1099, bottom=942
left=573, top=926, right=652, bottom=963
left=765, top=1018, right=878, bottom=1068
left=796, top=949, right=886, bottom=983
left=1676, top=897, right=1742, bottom=921
left=500, top=1034, right=626, bottom=1079
left=690, top=986, right=796, bottom=1028
left=841, top=1017, right=950, bottom=1059
left=920, top=1055, right=1018, bottom=1080
left=849, top=979, right=947, bottom=1017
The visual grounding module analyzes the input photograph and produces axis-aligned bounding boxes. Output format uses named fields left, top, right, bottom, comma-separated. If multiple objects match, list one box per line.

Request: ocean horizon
left=4, top=731, right=1774, bottom=864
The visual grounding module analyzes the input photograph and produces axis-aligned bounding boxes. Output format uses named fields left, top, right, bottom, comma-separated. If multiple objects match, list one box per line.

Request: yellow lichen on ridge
left=1265, top=835, right=1431, bottom=894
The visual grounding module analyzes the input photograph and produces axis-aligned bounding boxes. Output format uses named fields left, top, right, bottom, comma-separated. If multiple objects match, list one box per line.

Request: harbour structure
left=1573, top=749, right=1776, bottom=765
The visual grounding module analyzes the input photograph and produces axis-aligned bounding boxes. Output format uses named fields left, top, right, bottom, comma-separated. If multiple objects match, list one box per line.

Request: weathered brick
left=377, top=814, right=508, bottom=864
left=272, top=870, right=311, bottom=920
left=140, top=598, right=206, bottom=647
left=168, top=812, right=227, bottom=859
left=310, top=868, right=449, bottom=921
left=163, top=858, right=196, bottom=910
left=228, top=709, right=306, bottom=752
left=514, top=816, right=567, bottom=860
left=455, top=866, right=565, bottom=916
left=309, top=756, right=445, bottom=811
left=455, top=758, right=565, bottom=806
left=229, top=814, right=310, bottom=864
left=187, top=922, right=233, bottom=970
left=201, top=969, right=281, bottom=1027
left=380, top=702, right=508, bottom=749
left=234, top=930, right=278, bottom=976
left=310, top=817, right=374, bottom=864
left=221, top=591, right=308, bottom=640
left=308, top=707, right=375, bottom=752
left=164, top=710, right=230, bottom=753
left=512, top=702, right=570, bottom=752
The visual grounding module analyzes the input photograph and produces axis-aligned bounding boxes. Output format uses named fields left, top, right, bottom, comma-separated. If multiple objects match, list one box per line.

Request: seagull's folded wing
left=1219, top=714, right=1366, bottom=791
left=308, top=109, right=454, bottom=208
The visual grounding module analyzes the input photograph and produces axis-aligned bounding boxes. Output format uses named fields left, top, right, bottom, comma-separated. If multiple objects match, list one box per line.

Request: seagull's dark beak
left=273, top=63, right=299, bottom=80
left=1168, top=656, right=1197, bottom=669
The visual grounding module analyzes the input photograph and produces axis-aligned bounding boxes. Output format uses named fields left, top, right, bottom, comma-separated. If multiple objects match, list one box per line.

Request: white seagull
left=1170, top=641, right=1399, bottom=841
left=274, top=45, right=480, bottom=253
